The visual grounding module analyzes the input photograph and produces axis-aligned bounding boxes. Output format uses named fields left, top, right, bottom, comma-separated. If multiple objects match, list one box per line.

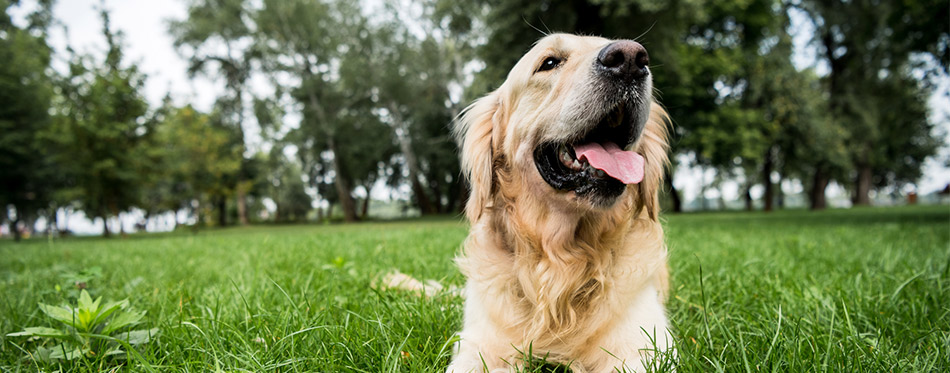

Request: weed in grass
left=7, top=289, right=158, bottom=366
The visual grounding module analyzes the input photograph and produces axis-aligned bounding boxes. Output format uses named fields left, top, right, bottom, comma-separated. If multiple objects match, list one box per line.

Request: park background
left=2, top=0, right=948, bottom=238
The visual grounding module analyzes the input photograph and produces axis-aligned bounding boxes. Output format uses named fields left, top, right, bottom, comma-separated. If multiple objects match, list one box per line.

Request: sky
left=7, top=0, right=950, bottom=234
left=33, top=1, right=220, bottom=111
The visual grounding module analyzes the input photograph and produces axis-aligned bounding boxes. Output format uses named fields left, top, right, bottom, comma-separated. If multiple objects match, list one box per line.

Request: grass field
left=1, top=205, right=948, bottom=372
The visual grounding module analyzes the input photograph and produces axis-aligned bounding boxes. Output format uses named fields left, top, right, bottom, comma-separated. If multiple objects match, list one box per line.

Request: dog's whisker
left=522, top=16, right=548, bottom=36
left=633, top=21, right=658, bottom=42
left=538, top=17, right=553, bottom=35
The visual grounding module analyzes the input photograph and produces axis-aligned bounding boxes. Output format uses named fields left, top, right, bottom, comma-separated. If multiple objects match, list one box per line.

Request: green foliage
left=151, top=105, right=242, bottom=226
left=170, top=0, right=259, bottom=227
left=7, top=289, right=158, bottom=362
left=373, top=19, right=466, bottom=214
left=798, top=0, right=948, bottom=204
left=45, top=9, right=152, bottom=234
left=259, top=149, right=312, bottom=222
left=0, top=1, right=55, bottom=238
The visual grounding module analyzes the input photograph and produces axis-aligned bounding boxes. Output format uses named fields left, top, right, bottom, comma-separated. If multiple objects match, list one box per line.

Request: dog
left=447, top=34, right=673, bottom=372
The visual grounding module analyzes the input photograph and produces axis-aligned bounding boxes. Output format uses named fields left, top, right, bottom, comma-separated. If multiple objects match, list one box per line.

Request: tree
left=170, top=0, right=256, bottom=225
left=0, top=0, right=55, bottom=240
left=48, top=8, right=152, bottom=236
left=372, top=20, right=464, bottom=214
left=868, top=70, right=942, bottom=192
left=799, top=0, right=948, bottom=206
left=254, top=0, right=388, bottom=222
left=261, top=149, right=312, bottom=222
left=153, top=105, right=242, bottom=227
left=734, top=5, right=840, bottom=211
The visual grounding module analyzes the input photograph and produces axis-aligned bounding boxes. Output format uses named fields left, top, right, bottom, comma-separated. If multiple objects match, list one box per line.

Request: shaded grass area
left=1, top=205, right=947, bottom=371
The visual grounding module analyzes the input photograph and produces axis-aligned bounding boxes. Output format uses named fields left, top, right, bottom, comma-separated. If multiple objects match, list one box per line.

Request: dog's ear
left=454, top=92, right=502, bottom=222
left=634, top=102, right=671, bottom=220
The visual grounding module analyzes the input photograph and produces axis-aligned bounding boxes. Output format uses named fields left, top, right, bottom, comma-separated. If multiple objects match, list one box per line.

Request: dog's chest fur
left=460, top=200, right=662, bottom=357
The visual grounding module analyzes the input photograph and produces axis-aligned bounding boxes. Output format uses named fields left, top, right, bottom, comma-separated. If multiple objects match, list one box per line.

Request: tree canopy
left=1, top=0, right=946, bottom=237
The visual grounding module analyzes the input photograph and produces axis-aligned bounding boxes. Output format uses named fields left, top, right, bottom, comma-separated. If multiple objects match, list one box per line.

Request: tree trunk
left=102, top=215, right=111, bottom=237
left=776, top=172, right=785, bottom=209
left=328, top=139, right=359, bottom=222
left=408, top=167, right=435, bottom=213
left=361, top=195, right=370, bottom=220
left=763, top=146, right=774, bottom=212
left=236, top=183, right=249, bottom=225
left=699, top=166, right=708, bottom=211
left=10, top=218, right=21, bottom=242
left=446, top=177, right=464, bottom=214
left=810, top=166, right=830, bottom=210
left=217, top=195, right=227, bottom=227
left=360, top=180, right=373, bottom=219
left=429, top=179, right=443, bottom=213
left=664, top=168, right=682, bottom=213
left=391, top=107, right=437, bottom=215
left=852, top=164, right=872, bottom=206
left=299, top=64, right=359, bottom=223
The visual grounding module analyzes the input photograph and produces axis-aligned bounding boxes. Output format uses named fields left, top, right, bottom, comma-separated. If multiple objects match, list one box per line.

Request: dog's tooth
left=595, top=169, right=606, bottom=177
left=571, top=160, right=581, bottom=170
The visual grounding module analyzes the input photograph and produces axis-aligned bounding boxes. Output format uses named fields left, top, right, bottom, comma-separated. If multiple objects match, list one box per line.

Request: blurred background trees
left=1, top=0, right=947, bottom=238
left=0, top=0, right=55, bottom=240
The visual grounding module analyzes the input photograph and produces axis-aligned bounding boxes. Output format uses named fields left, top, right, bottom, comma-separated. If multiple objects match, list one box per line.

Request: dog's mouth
left=533, top=102, right=646, bottom=204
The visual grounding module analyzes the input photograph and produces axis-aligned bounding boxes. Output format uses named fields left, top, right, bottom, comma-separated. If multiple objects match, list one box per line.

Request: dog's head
left=456, top=34, right=669, bottom=222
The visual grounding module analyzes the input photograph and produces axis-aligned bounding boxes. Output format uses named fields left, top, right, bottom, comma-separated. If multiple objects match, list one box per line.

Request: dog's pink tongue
left=574, top=142, right=645, bottom=184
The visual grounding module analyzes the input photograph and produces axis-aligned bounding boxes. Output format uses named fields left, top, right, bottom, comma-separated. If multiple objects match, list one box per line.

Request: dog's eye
left=536, top=56, right=563, bottom=73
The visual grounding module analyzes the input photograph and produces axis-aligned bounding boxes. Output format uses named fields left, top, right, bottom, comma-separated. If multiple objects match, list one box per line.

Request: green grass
left=1, top=205, right=948, bottom=372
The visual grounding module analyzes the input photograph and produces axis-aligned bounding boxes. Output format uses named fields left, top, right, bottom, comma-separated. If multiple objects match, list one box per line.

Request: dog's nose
left=596, top=41, right=650, bottom=81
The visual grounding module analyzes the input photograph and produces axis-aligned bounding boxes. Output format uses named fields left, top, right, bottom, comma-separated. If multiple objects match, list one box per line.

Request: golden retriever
left=447, top=34, right=673, bottom=372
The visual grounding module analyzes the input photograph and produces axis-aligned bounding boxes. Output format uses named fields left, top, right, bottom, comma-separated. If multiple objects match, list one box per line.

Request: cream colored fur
left=447, top=34, right=673, bottom=373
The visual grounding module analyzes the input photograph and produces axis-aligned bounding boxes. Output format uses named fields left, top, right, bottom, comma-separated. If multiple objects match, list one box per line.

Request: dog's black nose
left=596, top=40, right=649, bottom=81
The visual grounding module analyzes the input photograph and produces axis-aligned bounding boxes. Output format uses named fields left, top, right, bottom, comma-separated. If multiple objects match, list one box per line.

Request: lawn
left=1, top=206, right=948, bottom=372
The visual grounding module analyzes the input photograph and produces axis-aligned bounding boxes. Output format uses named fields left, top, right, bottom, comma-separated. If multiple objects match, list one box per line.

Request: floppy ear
left=634, top=102, right=671, bottom=220
left=454, top=93, right=501, bottom=222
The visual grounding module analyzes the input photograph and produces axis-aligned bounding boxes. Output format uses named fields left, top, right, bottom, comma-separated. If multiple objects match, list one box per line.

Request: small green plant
left=7, top=289, right=158, bottom=361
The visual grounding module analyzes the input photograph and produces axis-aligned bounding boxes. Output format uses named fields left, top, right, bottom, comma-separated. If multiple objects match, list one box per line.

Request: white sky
left=35, top=0, right=221, bottom=111
left=6, top=1, right=949, bottom=234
